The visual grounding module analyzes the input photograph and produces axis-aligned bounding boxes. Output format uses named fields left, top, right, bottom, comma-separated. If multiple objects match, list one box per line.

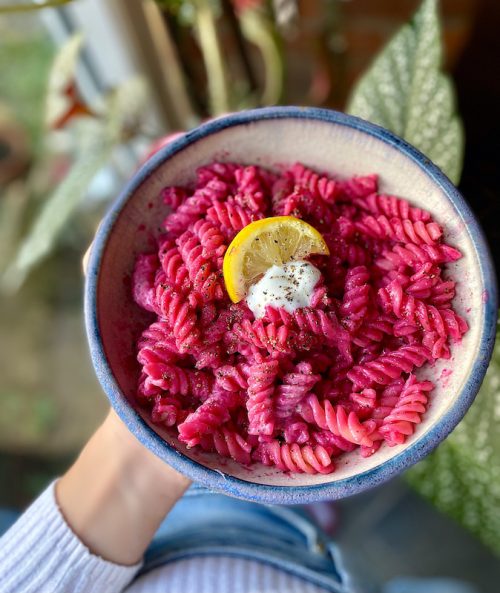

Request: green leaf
left=0, top=181, right=30, bottom=274
left=407, top=322, right=500, bottom=556
left=1, top=122, right=114, bottom=292
left=347, top=0, right=464, bottom=184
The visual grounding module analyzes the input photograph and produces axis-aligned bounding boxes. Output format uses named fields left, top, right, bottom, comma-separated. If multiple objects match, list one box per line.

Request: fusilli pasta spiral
left=254, top=441, right=335, bottom=474
left=379, top=375, right=434, bottom=445
left=246, top=358, right=279, bottom=436
left=353, top=192, right=432, bottom=222
left=356, top=215, right=442, bottom=246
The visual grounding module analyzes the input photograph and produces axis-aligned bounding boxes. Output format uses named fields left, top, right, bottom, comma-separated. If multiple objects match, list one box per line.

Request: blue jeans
left=139, top=486, right=479, bottom=593
left=0, top=510, right=17, bottom=535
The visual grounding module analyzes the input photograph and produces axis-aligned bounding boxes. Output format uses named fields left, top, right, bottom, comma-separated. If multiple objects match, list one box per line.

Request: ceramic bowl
left=85, top=107, right=497, bottom=504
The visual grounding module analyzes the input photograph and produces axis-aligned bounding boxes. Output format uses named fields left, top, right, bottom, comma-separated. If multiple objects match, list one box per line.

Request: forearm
left=57, top=409, right=190, bottom=565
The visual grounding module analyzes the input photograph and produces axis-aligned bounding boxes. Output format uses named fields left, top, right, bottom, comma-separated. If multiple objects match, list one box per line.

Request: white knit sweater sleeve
left=0, top=482, right=141, bottom=593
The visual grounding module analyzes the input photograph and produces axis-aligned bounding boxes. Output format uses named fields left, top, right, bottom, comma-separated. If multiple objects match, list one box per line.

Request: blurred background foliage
left=1, top=0, right=500, bottom=583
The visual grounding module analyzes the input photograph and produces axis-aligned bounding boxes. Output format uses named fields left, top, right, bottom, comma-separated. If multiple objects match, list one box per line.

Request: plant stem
left=141, top=0, right=198, bottom=129
left=221, top=0, right=258, bottom=95
left=193, top=0, right=231, bottom=116
left=240, top=9, right=284, bottom=106
left=160, top=9, right=206, bottom=116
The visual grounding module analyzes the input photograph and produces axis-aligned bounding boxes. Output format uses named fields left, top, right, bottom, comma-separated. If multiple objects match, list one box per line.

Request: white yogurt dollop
left=246, top=261, right=321, bottom=319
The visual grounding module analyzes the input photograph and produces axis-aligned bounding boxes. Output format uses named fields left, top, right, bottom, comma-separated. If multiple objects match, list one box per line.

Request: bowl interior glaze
left=85, top=108, right=497, bottom=503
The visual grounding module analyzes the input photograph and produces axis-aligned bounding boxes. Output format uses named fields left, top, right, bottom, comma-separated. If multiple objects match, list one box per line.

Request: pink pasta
left=275, top=362, right=320, bottom=419
left=340, top=266, right=371, bottom=332
left=199, top=426, right=253, bottom=466
left=289, top=162, right=340, bottom=204
left=297, top=395, right=377, bottom=447
left=378, top=280, right=467, bottom=340
left=254, top=441, right=335, bottom=474
left=355, top=215, right=443, bottom=245
left=246, top=358, right=279, bottom=436
left=232, top=318, right=293, bottom=355
left=132, top=254, right=158, bottom=313
left=143, top=362, right=214, bottom=400
left=178, top=389, right=242, bottom=447
left=379, top=375, right=434, bottom=446
left=151, top=394, right=184, bottom=427
left=347, top=344, right=431, bottom=388
left=132, top=161, right=468, bottom=475
left=158, top=241, right=190, bottom=292
left=352, top=191, right=432, bottom=222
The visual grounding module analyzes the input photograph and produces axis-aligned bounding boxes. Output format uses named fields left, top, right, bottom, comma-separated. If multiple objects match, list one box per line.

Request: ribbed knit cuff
left=0, top=481, right=142, bottom=593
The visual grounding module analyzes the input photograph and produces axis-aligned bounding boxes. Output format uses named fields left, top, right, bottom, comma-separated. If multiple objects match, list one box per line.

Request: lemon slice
left=223, top=216, right=329, bottom=303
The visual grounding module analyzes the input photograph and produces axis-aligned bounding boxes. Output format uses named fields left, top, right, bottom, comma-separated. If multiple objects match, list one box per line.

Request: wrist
left=102, top=409, right=190, bottom=501
left=57, top=410, right=190, bottom=565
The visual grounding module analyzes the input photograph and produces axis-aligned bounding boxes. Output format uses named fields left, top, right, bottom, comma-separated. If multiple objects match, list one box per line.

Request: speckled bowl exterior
left=84, top=107, right=497, bottom=504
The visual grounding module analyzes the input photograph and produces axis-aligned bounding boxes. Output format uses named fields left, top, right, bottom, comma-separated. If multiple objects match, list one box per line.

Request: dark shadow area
left=455, top=0, right=500, bottom=284
left=0, top=452, right=72, bottom=509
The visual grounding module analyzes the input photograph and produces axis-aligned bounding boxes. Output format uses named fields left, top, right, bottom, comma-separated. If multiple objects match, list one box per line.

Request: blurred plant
left=271, top=0, right=299, bottom=35
left=0, top=31, right=53, bottom=147
left=156, top=0, right=284, bottom=114
left=157, top=0, right=465, bottom=184
left=0, top=35, right=152, bottom=292
left=0, top=0, right=73, bottom=13
left=239, top=5, right=284, bottom=106
left=0, top=390, right=56, bottom=447
left=192, top=0, right=231, bottom=115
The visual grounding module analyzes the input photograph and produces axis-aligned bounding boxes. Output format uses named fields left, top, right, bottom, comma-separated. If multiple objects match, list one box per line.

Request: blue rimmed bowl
left=85, top=107, right=497, bottom=504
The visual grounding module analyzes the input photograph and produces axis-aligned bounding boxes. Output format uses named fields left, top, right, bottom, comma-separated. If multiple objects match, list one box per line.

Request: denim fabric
left=139, top=486, right=481, bottom=593
left=140, top=485, right=359, bottom=593
left=0, top=510, right=17, bottom=536
left=383, top=578, right=480, bottom=593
